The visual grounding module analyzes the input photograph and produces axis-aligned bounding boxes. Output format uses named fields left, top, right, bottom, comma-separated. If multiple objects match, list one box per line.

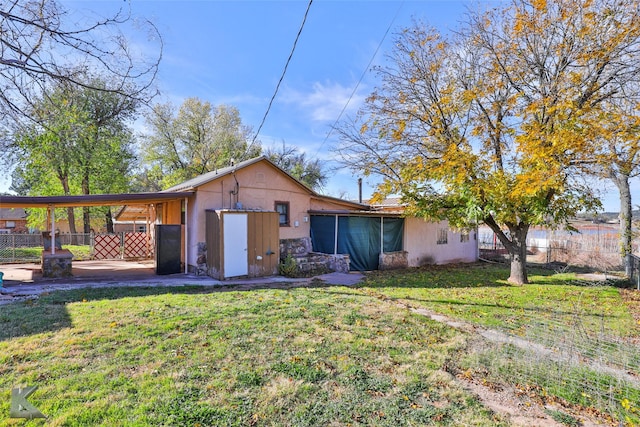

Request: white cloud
left=282, top=81, right=366, bottom=122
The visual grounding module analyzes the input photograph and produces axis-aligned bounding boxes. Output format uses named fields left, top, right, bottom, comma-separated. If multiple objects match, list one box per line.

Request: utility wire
left=316, top=1, right=404, bottom=157
left=251, top=0, right=313, bottom=146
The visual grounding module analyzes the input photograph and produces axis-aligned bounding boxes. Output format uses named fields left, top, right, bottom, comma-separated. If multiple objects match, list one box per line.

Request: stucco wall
left=404, top=218, right=478, bottom=266
left=183, top=161, right=346, bottom=269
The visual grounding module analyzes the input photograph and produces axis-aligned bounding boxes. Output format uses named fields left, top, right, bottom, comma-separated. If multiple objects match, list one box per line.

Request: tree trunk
left=485, top=217, right=530, bottom=284
left=59, top=174, right=78, bottom=245
left=105, top=208, right=114, bottom=234
left=506, top=226, right=529, bottom=285
left=613, top=173, right=633, bottom=277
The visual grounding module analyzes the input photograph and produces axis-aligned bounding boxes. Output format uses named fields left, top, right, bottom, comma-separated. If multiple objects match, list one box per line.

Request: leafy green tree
left=266, top=141, right=327, bottom=190
left=9, top=76, right=137, bottom=233
left=69, top=78, right=138, bottom=232
left=139, top=98, right=260, bottom=189
left=338, top=0, right=640, bottom=284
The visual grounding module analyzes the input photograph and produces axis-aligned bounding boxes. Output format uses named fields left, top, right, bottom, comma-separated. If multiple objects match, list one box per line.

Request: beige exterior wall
left=404, top=218, right=477, bottom=266
left=181, top=158, right=477, bottom=272
left=184, top=161, right=343, bottom=268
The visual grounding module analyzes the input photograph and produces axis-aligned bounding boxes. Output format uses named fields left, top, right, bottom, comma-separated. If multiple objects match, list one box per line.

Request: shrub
left=279, top=254, right=299, bottom=277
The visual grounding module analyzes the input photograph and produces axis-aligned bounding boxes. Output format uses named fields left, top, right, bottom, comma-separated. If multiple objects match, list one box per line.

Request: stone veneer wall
left=279, top=237, right=313, bottom=259
left=379, top=251, right=408, bottom=270
left=280, top=237, right=350, bottom=274
left=196, top=242, right=208, bottom=276
left=42, top=249, right=73, bottom=278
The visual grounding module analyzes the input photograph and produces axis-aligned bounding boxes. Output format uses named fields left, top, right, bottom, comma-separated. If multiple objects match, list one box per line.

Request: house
left=0, top=207, right=28, bottom=233
left=364, top=198, right=478, bottom=267
left=144, top=156, right=478, bottom=279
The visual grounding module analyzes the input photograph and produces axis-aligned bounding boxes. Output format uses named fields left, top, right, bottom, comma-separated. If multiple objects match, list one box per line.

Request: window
left=5, top=221, right=15, bottom=229
left=275, top=201, right=290, bottom=226
left=437, top=228, right=448, bottom=245
left=460, top=231, right=470, bottom=243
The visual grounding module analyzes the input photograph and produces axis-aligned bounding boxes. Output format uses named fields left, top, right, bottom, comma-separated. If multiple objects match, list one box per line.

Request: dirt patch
left=458, top=377, right=610, bottom=427
left=405, top=306, right=618, bottom=426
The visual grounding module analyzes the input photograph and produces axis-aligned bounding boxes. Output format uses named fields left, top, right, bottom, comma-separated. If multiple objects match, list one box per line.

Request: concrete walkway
left=0, top=260, right=364, bottom=304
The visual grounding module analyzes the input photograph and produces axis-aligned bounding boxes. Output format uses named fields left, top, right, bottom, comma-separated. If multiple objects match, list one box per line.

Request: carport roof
left=0, top=192, right=194, bottom=208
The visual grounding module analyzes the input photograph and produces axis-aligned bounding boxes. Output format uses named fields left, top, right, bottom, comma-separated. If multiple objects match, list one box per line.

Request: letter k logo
left=10, top=386, right=45, bottom=419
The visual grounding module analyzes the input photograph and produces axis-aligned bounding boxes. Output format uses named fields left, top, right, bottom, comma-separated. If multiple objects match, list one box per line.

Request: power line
left=316, top=1, right=404, bottom=157
left=251, top=0, right=313, bottom=146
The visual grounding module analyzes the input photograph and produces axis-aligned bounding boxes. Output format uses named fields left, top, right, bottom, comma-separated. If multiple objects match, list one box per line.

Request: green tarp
left=309, top=215, right=335, bottom=254
left=310, top=215, right=404, bottom=271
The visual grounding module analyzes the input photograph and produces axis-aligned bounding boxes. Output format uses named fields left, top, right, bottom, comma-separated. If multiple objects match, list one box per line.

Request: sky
left=0, top=0, right=628, bottom=212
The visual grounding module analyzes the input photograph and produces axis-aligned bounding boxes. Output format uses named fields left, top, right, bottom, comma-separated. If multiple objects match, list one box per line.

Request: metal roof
left=164, top=156, right=275, bottom=192
left=0, top=192, right=194, bottom=209
left=164, top=155, right=370, bottom=211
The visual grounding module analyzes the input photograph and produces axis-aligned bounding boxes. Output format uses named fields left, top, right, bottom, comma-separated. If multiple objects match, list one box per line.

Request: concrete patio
left=0, top=259, right=365, bottom=304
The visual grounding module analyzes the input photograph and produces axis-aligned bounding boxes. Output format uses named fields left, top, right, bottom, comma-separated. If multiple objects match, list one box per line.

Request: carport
left=0, top=192, right=193, bottom=282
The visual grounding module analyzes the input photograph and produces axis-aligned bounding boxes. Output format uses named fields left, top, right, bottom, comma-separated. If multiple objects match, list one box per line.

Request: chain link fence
left=0, top=232, right=152, bottom=264
left=479, top=227, right=630, bottom=273
left=464, top=306, right=640, bottom=425
left=0, top=233, right=92, bottom=263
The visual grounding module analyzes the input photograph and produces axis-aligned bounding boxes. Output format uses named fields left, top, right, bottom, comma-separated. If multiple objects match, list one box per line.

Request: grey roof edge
left=163, top=156, right=369, bottom=211
left=0, top=207, right=28, bottom=219
left=163, top=156, right=270, bottom=192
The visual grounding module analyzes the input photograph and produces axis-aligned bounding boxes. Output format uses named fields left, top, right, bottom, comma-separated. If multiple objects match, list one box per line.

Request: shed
left=205, top=210, right=280, bottom=279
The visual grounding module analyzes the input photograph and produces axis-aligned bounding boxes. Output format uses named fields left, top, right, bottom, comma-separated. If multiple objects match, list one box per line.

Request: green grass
left=359, top=264, right=640, bottom=424
left=360, top=264, right=637, bottom=336
left=544, top=408, right=580, bottom=426
left=1, top=263, right=638, bottom=425
left=0, top=286, right=502, bottom=426
left=0, top=245, right=91, bottom=262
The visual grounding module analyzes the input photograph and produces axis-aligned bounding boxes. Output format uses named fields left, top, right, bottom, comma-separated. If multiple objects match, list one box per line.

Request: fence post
left=636, top=256, right=640, bottom=291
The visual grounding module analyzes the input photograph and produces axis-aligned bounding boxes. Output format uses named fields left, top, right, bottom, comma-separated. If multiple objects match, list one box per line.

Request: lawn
left=360, top=264, right=640, bottom=425
left=0, top=245, right=92, bottom=262
left=360, top=264, right=637, bottom=335
left=0, top=285, right=501, bottom=426
left=0, top=264, right=638, bottom=426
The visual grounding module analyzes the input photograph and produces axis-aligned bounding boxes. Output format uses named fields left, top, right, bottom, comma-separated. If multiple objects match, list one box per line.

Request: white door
left=223, top=213, right=248, bottom=277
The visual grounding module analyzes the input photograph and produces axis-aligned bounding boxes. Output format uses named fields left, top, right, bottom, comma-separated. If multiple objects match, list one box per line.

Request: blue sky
left=1, top=0, right=625, bottom=212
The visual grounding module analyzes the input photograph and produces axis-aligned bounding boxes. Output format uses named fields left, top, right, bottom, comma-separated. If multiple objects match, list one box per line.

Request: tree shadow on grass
left=360, top=264, right=522, bottom=290
left=0, top=300, right=73, bottom=341
left=401, top=295, right=630, bottom=321
left=0, top=282, right=341, bottom=340
left=0, top=262, right=612, bottom=340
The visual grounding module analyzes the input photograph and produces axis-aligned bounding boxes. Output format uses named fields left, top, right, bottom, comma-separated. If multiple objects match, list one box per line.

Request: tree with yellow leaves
left=338, top=0, right=640, bottom=284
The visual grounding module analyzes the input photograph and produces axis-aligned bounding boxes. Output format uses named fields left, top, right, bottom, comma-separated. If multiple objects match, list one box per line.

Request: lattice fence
left=93, top=234, right=122, bottom=259
left=1, top=232, right=152, bottom=263
left=123, top=232, right=152, bottom=259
